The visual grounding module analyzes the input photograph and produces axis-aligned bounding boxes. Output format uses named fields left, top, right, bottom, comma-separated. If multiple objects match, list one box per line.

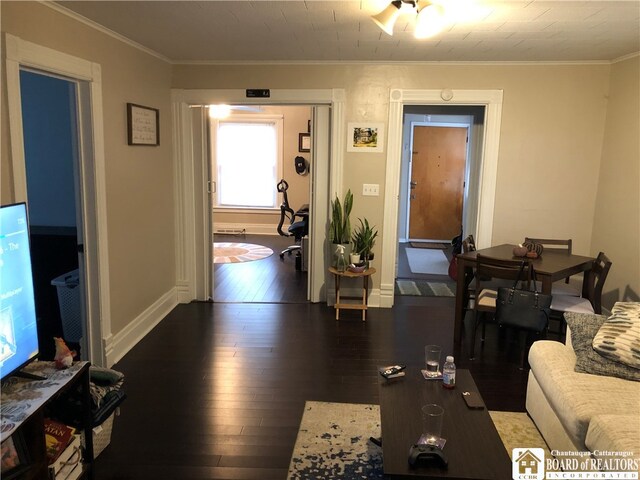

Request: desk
left=329, top=267, right=376, bottom=321
left=454, top=244, right=595, bottom=345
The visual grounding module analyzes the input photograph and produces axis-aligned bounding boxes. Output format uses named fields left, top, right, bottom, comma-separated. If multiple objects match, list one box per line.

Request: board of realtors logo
left=512, top=448, right=545, bottom=480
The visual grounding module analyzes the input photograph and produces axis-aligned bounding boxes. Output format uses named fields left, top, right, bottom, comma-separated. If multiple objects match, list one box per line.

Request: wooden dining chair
left=524, top=237, right=580, bottom=296
left=550, top=251, right=612, bottom=315
left=469, top=254, right=533, bottom=361
left=460, top=234, right=478, bottom=320
left=524, top=237, right=572, bottom=255
left=462, top=234, right=476, bottom=253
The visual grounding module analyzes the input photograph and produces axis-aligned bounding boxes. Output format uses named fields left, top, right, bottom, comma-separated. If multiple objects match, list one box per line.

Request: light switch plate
left=363, top=184, right=379, bottom=196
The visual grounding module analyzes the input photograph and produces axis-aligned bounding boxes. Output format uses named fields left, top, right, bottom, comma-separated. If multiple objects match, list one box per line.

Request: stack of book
left=44, top=419, right=82, bottom=480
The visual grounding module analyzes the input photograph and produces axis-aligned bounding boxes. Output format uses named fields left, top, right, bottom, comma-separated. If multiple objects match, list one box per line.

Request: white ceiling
left=54, top=0, right=640, bottom=63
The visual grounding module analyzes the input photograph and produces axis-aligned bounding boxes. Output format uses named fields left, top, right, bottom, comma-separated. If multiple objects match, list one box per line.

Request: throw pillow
left=564, top=312, right=640, bottom=382
left=592, top=302, right=640, bottom=370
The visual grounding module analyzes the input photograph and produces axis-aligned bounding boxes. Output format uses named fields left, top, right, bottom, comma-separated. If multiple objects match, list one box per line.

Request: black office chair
left=276, top=179, right=309, bottom=260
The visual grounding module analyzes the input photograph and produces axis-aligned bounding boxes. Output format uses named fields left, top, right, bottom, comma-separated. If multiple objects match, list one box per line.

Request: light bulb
left=415, top=2, right=446, bottom=39
left=208, top=105, right=232, bottom=119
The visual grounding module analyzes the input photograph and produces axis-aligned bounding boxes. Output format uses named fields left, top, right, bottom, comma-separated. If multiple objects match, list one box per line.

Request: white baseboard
left=213, top=223, right=277, bottom=236
left=104, top=287, right=179, bottom=367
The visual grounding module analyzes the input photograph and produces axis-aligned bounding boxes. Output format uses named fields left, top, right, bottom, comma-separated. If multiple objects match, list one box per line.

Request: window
left=211, top=115, right=283, bottom=209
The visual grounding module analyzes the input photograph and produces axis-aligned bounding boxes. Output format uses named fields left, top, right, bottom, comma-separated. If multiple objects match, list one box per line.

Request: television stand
left=1, top=361, right=94, bottom=479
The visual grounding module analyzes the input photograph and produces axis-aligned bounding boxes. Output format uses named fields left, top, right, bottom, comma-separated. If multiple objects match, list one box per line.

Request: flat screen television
left=0, top=202, right=40, bottom=381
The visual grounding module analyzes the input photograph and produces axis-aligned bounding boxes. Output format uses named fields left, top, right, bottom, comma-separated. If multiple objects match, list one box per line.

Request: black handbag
left=495, top=262, right=551, bottom=332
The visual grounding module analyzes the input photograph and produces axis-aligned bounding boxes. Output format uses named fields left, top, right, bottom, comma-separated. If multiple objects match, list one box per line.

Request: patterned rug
left=213, top=242, right=273, bottom=264
left=287, top=401, right=549, bottom=480
left=395, top=279, right=455, bottom=297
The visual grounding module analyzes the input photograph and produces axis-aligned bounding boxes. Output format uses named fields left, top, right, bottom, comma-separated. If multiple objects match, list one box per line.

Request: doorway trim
left=171, top=88, right=346, bottom=304
left=5, top=33, right=110, bottom=366
left=380, top=89, right=503, bottom=307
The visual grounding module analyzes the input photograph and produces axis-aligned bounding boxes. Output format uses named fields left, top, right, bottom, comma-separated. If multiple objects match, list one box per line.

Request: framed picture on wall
left=347, top=122, right=384, bottom=153
left=299, top=133, right=311, bottom=153
left=127, top=103, right=160, bottom=146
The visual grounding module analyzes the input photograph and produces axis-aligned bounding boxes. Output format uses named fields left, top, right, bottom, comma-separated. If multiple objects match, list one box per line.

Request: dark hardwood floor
left=214, top=234, right=308, bottom=303
left=93, top=294, right=542, bottom=479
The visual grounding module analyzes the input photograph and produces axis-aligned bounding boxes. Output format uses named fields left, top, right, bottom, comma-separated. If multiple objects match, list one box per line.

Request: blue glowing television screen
left=0, top=202, right=39, bottom=381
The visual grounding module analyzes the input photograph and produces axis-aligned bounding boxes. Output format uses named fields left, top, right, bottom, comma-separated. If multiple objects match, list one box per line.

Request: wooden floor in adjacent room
left=213, top=234, right=308, bottom=303
left=93, top=294, right=542, bottom=480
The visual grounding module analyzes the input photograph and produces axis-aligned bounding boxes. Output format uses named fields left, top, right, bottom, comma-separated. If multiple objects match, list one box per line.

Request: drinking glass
left=424, top=345, right=442, bottom=378
left=421, top=404, right=444, bottom=445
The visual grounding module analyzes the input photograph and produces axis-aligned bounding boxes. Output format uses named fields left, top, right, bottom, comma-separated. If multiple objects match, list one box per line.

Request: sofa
left=526, top=309, right=640, bottom=461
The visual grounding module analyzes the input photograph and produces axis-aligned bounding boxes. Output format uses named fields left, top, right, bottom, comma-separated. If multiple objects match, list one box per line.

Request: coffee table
left=378, top=368, right=510, bottom=479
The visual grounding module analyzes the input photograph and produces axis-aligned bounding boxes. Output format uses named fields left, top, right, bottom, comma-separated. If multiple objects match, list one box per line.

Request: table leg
left=335, top=274, right=340, bottom=320
left=540, top=275, right=552, bottom=296
left=362, top=276, right=369, bottom=321
left=454, top=256, right=466, bottom=346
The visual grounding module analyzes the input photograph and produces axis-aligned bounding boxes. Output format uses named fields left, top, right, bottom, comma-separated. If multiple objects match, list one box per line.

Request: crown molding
left=612, top=51, right=640, bottom=64
left=173, top=59, right=613, bottom=67
left=42, top=1, right=172, bottom=64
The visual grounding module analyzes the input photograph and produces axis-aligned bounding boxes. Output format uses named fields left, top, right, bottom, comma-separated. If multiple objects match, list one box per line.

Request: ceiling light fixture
left=372, top=0, right=447, bottom=39
left=208, top=104, right=232, bottom=119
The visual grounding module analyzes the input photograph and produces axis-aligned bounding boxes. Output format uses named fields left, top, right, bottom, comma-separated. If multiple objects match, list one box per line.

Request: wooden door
left=409, top=126, right=466, bottom=240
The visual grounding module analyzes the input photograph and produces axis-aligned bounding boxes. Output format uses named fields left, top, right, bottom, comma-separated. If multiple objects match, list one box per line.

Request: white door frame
left=5, top=33, right=110, bottom=366
left=380, top=89, right=503, bottom=308
left=171, top=89, right=346, bottom=304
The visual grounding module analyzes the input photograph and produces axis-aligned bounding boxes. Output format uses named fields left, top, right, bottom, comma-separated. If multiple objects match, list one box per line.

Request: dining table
left=454, top=243, right=596, bottom=346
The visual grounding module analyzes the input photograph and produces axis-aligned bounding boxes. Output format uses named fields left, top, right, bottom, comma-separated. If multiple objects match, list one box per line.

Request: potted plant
left=352, top=218, right=378, bottom=267
left=328, top=189, right=353, bottom=264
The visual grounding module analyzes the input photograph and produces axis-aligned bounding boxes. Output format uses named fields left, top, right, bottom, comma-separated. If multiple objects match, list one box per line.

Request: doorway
left=208, top=105, right=311, bottom=303
left=396, top=107, right=480, bottom=287
left=379, top=89, right=504, bottom=307
left=19, top=69, right=85, bottom=360
left=5, top=34, right=108, bottom=366
left=172, top=89, right=343, bottom=306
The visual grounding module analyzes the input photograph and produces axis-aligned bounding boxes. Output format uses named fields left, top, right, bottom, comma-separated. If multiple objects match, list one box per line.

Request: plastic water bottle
left=442, top=356, right=456, bottom=389
left=336, top=244, right=347, bottom=272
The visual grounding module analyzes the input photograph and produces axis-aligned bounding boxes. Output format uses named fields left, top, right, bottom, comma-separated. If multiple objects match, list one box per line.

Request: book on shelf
left=44, top=419, right=76, bottom=465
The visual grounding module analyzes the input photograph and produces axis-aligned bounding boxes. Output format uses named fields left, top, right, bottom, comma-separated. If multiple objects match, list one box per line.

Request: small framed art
left=347, top=122, right=384, bottom=153
left=299, top=133, right=311, bottom=153
left=127, top=103, right=160, bottom=146
left=1, top=434, right=30, bottom=479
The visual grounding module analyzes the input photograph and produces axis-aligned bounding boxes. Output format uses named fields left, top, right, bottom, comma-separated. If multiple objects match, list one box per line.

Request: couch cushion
left=565, top=312, right=640, bottom=381
left=592, top=302, right=640, bottom=370
left=585, top=414, right=640, bottom=461
left=528, top=340, right=640, bottom=449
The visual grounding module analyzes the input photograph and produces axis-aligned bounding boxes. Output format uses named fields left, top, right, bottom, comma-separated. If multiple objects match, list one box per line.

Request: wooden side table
left=328, top=266, right=376, bottom=321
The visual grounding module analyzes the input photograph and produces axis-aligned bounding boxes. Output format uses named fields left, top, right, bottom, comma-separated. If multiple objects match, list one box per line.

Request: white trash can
left=51, top=269, right=82, bottom=342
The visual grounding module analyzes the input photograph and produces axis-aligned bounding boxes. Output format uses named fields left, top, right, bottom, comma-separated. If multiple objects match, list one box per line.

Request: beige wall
left=591, top=56, right=640, bottom=307
left=1, top=2, right=175, bottom=335
left=174, top=62, right=614, bottom=287
left=213, top=105, right=311, bottom=230
left=2, top=2, right=636, bottom=319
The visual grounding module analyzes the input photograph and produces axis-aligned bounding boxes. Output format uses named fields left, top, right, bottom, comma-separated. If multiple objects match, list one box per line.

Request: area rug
left=287, top=401, right=549, bottom=480
left=410, top=242, right=449, bottom=250
left=405, top=247, right=450, bottom=275
left=213, top=242, right=273, bottom=264
left=395, top=279, right=455, bottom=297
